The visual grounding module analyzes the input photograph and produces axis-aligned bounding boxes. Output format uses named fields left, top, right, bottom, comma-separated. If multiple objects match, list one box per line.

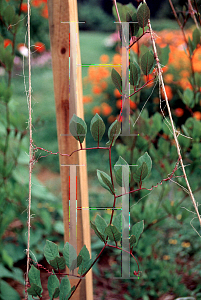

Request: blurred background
left=0, top=0, right=201, bottom=299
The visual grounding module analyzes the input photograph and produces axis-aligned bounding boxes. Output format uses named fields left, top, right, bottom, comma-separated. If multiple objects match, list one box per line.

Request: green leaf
left=48, top=274, right=60, bottom=300
left=78, top=245, right=91, bottom=275
left=49, top=256, right=66, bottom=270
left=136, top=152, right=152, bottom=175
left=97, top=169, right=115, bottom=195
left=130, top=61, right=141, bottom=87
left=44, top=240, right=59, bottom=264
left=137, top=3, right=150, bottom=28
left=179, top=88, right=194, bottom=108
left=157, top=45, right=170, bottom=66
left=141, top=50, right=155, bottom=75
left=193, top=28, right=200, bottom=47
left=106, top=120, right=121, bottom=146
left=112, top=2, right=127, bottom=22
left=111, top=68, right=122, bottom=94
left=95, top=214, right=108, bottom=237
left=113, top=214, right=124, bottom=233
left=63, top=242, right=77, bottom=269
left=90, top=221, right=106, bottom=242
left=129, top=235, right=137, bottom=247
left=90, top=113, right=105, bottom=142
left=28, top=265, right=42, bottom=289
left=59, top=276, right=71, bottom=300
left=114, top=156, right=130, bottom=187
left=27, top=283, right=42, bottom=297
left=0, top=279, right=21, bottom=300
left=69, top=114, right=87, bottom=144
left=130, top=13, right=139, bottom=37
left=69, top=255, right=82, bottom=271
left=3, top=5, right=15, bottom=25
left=133, top=162, right=148, bottom=183
left=131, top=220, right=144, bottom=246
left=105, top=224, right=121, bottom=242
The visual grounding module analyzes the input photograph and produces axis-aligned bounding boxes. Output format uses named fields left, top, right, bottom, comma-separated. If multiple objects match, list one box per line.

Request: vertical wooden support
left=47, top=1, right=93, bottom=299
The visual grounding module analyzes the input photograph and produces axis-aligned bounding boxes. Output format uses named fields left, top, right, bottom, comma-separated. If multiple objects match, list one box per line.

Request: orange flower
left=179, top=78, right=193, bottom=90
left=20, top=3, right=28, bottom=12
left=116, top=99, right=122, bottom=109
left=130, top=101, right=137, bottom=110
left=192, top=48, right=201, bottom=73
left=83, top=95, right=92, bottom=103
left=100, top=54, right=109, bottom=64
left=114, top=88, right=121, bottom=98
left=108, top=115, right=116, bottom=123
left=34, top=42, right=46, bottom=53
left=101, top=103, right=112, bottom=116
left=92, top=85, right=102, bottom=95
left=164, top=73, right=173, bottom=84
left=41, top=5, right=48, bottom=18
left=180, top=70, right=190, bottom=78
left=32, top=0, right=43, bottom=6
left=153, top=97, right=160, bottom=104
left=161, top=85, right=173, bottom=100
left=112, top=54, right=121, bottom=65
left=193, top=111, right=201, bottom=121
left=4, top=39, right=13, bottom=48
left=99, top=67, right=110, bottom=79
left=92, top=106, right=101, bottom=115
left=174, top=108, right=184, bottom=117
left=101, top=81, right=108, bottom=90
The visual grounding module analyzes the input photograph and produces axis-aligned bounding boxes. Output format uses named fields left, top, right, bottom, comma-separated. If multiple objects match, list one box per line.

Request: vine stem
left=143, top=0, right=201, bottom=228
left=25, top=0, right=32, bottom=297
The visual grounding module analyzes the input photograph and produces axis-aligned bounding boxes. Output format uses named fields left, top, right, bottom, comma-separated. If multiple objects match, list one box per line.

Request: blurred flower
left=163, top=255, right=170, bottom=260
left=164, top=73, right=173, bottom=84
left=34, top=42, right=46, bottom=53
left=174, top=108, right=184, bottom=117
left=107, top=115, right=116, bottom=123
left=181, top=242, right=191, bottom=248
left=161, top=85, right=173, bottom=100
left=100, top=54, right=109, bottom=64
left=17, top=43, right=28, bottom=57
left=114, top=88, right=121, bottom=98
left=41, top=5, right=48, bottom=18
left=92, top=85, right=102, bottom=95
left=193, top=111, right=201, bottom=121
left=32, top=0, right=43, bottom=7
left=101, top=81, right=108, bottom=90
left=83, top=95, right=92, bottom=103
left=92, top=106, right=101, bottom=115
left=192, top=48, right=201, bottom=73
left=4, top=39, right=13, bottom=48
left=101, top=102, right=112, bottom=116
left=168, top=239, right=177, bottom=245
left=104, top=32, right=120, bottom=48
left=20, top=3, right=28, bottom=12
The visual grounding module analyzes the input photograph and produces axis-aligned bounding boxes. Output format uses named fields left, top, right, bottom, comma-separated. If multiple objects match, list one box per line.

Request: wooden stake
left=47, top=1, right=93, bottom=299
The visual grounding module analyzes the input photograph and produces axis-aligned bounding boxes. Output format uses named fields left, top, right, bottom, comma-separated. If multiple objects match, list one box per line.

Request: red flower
left=20, top=3, right=28, bottom=12
left=4, top=39, right=13, bottom=48
left=34, top=42, right=46, bottom=53
left=41, top=6, right=48, bottom=18
left=174, top=108, right=184, bottom=117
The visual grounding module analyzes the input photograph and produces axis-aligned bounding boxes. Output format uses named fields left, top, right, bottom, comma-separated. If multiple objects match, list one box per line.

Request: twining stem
left=25, top=0, right=32, bottom=298
left=144, top=0, right=201, bottom=227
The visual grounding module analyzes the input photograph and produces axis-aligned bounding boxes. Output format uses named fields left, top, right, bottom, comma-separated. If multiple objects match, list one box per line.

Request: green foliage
left=90, top=113, right=105, bottom=142
left=106, top=119, right=121, bottom=146
left=111, top=68, right=122, bottom=94
left=141, top=50, right=155, bottom=75
left=137, top=3, right=150, bottom=29
left=97, top=169, right=115, bottom=195
left=114, top=156, right=130, bottom=187
left=69, top=114, right=87, bottom=144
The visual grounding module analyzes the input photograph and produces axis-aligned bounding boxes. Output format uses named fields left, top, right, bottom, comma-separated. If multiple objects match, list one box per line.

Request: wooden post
left=47, top=1, right=93, bottom=299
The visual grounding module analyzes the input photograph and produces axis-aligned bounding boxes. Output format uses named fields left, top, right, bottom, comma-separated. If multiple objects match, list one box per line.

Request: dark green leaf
left=0, top=279, right=21, bottom=300
left=137, top=3, right=150, bottom=28
left=106, top=120, right=121, bottom=146
left=136, top=152, right=152, bottom=175
left=141, top=50, right=155, bottom=75
left=48, top=274, right=60, bottom=300
left=69, top=255, right=82, bottom=271
left=69, top=114, right=87, bottom=144
left=130, top=61, right=141, bottom=87
left=112, top=3, right=127, bottom=22
left=3, top=5, right=15, bottom=25
left=78, top=245, right=90, bottom=262
left=113, top=214, right=124, bottom=234
left=193, top=28, right=200, bottom=47
left=59, top=276, right=71, bottom=300
left=49, top=256, right=66, bottom=270
left=131, top=220, right=144, bottom=246
left=114, top=156, right=130, bottom=187
left=97, top=170, right=115, bottom=195
left=90, top=113, right=105, bottom=142
left=130, top=13, right=139, bottom=37
left=27, top=283, right=42, bottom=297
left=90, top=221, right=106, bottom=242
left=105, top=224, right=121, bottom=242
left=44, top=240, right=59, bottom=264
left=133, top=162, right=148, bottom=182
left=157, top=45, right=170, bottom=66
left=129, top=235, right=137, bottom=247
left=28, top=265, right=42, bottom=289
left=63, top=242, right=77, bottom=269
left=111, top=68, right=122, bottom=94
left=95, top=214, right=108, bottom=237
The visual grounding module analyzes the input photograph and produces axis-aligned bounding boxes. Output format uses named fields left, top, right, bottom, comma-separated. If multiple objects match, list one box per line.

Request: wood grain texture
left=47, top=0, right=93, bottom=299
